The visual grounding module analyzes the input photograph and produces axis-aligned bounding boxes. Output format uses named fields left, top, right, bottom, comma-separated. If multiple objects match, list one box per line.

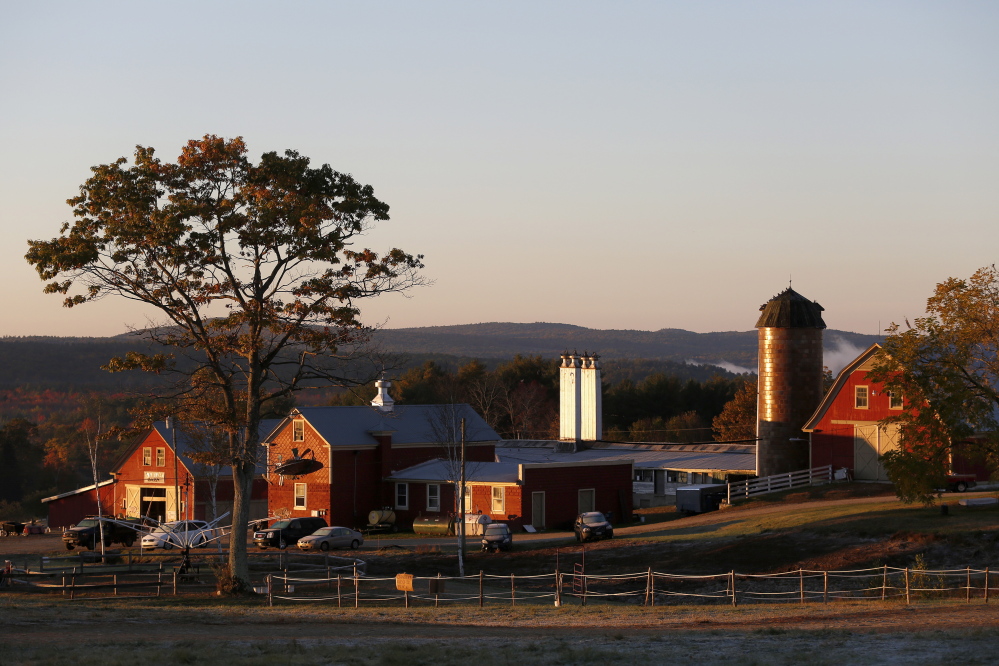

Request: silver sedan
left=297, top=526, right=364, bottom=551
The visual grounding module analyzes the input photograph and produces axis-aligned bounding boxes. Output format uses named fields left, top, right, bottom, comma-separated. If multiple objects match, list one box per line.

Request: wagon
left=0, top=521, right=25, bottom=537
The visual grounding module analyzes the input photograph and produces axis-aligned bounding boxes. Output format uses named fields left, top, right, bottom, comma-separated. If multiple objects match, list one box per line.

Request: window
left=855, top=386, right=869, bottom=409
left=427, top=484, right=440, bottom=512
left=395, top=483, right=409, bottom=510
left=294, top=483, right=307, bottom=509
left=156, top=447, right=165, bottom=467
left=677, top=471, right=688, bottom=484
left=142, top=447, right=152, bottom=466
left=293, top=420, right=305, bottom=442
left=491, top=486, right=505, bottom=514
left=889, top=391, right=903, bottom=410
left=634, top=469, right=653, bottom=482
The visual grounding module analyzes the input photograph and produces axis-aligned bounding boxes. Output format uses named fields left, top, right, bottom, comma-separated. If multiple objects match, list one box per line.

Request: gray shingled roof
left=151, top=420, right=280, bottom=475
left=755, top=287, right=826, bottom=329
left=279, top=404, right=500, bottom=447
left=386, top=459, right=521, bottom=484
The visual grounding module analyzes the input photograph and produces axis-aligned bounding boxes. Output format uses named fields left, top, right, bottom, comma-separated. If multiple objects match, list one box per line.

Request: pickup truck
left=945, top=474, right=977, bottom=493
left=62, top=517, right=139, bottom=550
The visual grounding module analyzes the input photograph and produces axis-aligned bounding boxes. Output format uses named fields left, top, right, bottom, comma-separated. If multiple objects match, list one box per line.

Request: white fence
left=726, top=465, right=836, bottom=503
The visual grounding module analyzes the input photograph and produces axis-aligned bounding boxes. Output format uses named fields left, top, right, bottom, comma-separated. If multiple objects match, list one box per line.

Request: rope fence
left=265, top=564, right=996, bottom=608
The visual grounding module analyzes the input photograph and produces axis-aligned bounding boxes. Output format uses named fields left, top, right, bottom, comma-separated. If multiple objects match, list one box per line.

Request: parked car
left=254, top=516, right=327, bottom=550
left=62, top=517, right=138, bottom=550
left=480, top=523, right=513, bottom=552
left=140, top=520, right=219, bottom=550
left=297, top=526, right=363, bottom=551
left=574, top=512, right=613, bottom=542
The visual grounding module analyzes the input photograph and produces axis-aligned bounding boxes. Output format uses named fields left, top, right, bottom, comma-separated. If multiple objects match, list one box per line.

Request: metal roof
left=496, top=441, right=755, bottom=473
left=386, top=459, right=521, bottom=484
left=274, top=404, right=500, bottom=447
left=755, top=287, right=826, bottom=329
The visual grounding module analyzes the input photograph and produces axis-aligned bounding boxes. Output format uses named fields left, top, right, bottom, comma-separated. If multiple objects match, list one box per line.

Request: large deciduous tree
left=26, top=135, right=423, bottom=588
left=869, top=265, right=999, bottom=503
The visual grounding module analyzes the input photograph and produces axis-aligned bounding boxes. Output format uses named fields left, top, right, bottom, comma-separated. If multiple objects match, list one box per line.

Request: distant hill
left=0, top=323, right=881, bottom=392
left=371, top=322, right=881, bottom=371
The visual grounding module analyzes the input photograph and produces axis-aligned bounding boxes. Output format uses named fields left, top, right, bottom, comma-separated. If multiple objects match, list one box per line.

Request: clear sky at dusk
left=1, top=2, right=997, bottom=338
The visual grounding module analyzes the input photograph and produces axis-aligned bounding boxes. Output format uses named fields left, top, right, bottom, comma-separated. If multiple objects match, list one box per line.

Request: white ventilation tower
left=371, top=376, right=395, bottom=412
left=560, top=352, right=602, bottom=441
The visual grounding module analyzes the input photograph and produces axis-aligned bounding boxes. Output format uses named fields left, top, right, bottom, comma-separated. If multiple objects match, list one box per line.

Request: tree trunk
left=228, top=457, right=256, bottom=588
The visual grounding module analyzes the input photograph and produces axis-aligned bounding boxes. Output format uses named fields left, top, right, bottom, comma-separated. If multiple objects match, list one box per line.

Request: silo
left=755, top=288, right=826, bottom=477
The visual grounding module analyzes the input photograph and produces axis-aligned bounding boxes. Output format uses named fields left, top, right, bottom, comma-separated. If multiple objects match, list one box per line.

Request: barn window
left=156, top=447, right=165, bottom=467
left=491, top=486, right=505, bottom=514
left=634, top=469, right=653, bottom=482
left=888, top=391, right=903, bottom=410
left=677, top=471, right=688, bottom=484
left=293, top=420, right=305, bottom=442
left=855, top=386, right=869, bottom=409
left=142, top=447, right=152, bottom=466
left=427, top=484, right=440, bottom=512
left=395, top=483, right=409, bottom=510
left=294, top=483, right=307, bottom=509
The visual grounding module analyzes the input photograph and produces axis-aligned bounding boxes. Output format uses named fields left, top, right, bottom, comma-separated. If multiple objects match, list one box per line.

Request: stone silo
left=756, top=288, right=826, bottom=476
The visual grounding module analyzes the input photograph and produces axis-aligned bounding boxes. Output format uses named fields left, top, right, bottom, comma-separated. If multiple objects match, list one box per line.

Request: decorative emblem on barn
left=273, top=448, right=324, bottom=478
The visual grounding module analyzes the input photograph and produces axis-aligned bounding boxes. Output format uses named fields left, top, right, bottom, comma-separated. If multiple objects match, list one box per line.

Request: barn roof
left=266, top=404, right=500, bottom=447
left=802, top=343, right=882, bottom=431
left=386, top=459, right=521, bottom=484
left=756, top=287, right=827, bottom=329
left=41, top=479, right=115, bottom=504
left=496, top=441, right=755, bottom=473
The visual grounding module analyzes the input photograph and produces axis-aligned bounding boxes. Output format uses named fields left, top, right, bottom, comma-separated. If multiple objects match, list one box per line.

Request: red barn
left=43, top=421, right=274, bottom=528
left=261, top=401, right=500, bottom=529
left=803, top=343, right=991, bottom=482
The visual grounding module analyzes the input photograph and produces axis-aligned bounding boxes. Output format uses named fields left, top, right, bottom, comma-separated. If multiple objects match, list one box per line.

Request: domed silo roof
left=755, top=288, right=826, bottom=329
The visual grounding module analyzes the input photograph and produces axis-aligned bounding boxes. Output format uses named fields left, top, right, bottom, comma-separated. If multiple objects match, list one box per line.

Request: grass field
left=4, top=486, right=999, bottom=664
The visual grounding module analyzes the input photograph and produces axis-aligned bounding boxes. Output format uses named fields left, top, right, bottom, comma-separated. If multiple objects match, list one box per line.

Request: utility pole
left=168, top=417, right=179, bottom=523
left=458, top=417, right=466, bottom=578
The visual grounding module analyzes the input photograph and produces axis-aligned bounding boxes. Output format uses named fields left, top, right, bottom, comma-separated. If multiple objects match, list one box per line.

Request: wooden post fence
left=267, top=574, right=273, bottom=607
left=823, top=571, right=828, bottom=603
left=479, top=570, right=484, bottom=607
left=731, top=571, right=737, bottom=607
left=904, top=568, right=910, bottom=605
left=510, top=574, right=516, bottom=607
left=354, top=564, right=359, bottom=608
left=337, top=574, right=342, bottom=608
left=986, top=568, right=991, bottom=604
left=881, top=565, right=888, bottom=601
left=799, top=569, right=804, bottom=604
left=967, top=567, right=971, bottom=603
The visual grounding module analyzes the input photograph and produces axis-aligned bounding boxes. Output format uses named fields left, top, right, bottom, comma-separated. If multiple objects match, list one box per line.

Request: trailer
left=675, top=484, right=727, bottom=515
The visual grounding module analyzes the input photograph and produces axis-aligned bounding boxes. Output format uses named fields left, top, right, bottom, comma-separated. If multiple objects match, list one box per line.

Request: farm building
left=497, top=440, right=755, bottom=508
left=386, top=457, right=634, bottom=531
left=803, top=343, right=991, bottom=482
left=43, top=421, right=275, bottom=529
left=261, top=381, right=501, bottom=529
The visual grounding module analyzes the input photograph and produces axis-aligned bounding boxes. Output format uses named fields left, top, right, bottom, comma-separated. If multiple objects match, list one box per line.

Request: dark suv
left=253, top=517, right=327, bottom=550
left=574, top=512, right=613, bottom=543
left=63, top=517, right=138, bottom=550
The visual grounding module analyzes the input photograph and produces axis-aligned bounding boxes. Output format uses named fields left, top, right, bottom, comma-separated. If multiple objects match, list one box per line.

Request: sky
left=2, top=1, right=997, bottom=339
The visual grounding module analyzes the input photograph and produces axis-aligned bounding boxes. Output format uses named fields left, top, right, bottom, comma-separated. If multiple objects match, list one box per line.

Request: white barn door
left=854, top=424, right=897, bottom=481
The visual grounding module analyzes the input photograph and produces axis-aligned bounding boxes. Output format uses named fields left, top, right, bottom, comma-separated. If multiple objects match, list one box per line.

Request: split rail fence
left=267, top=565, right=997, bottom=608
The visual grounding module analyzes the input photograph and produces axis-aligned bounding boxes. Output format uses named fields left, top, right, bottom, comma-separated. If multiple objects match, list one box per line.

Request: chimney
left=371, top=376, right=395, bottom=412
left=560, top=351, right=602, bottom=441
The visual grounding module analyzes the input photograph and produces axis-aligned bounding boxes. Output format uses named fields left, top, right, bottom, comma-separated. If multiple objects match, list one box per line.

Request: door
left=531, top=492, right=546, bottom=530
left=578, top=489, right=595, bottom=514
left=854, top=424, right=895, bottom=481
left=125, top=485, right=140, bottom=518
left=654, top=469, right=665, bottom=495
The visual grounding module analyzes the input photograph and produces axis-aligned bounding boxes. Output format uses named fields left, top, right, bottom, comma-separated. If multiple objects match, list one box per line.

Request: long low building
left=496, top=440, right=755, bottom=508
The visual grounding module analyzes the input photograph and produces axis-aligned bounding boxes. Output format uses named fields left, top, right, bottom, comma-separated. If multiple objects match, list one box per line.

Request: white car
left=140, top=520, right=219, bottom=550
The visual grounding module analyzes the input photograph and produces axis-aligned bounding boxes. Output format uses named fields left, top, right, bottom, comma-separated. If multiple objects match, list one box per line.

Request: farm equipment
left=945, top=474, right=977, bottom=493
left=365, top=509, right=399, bottom=534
